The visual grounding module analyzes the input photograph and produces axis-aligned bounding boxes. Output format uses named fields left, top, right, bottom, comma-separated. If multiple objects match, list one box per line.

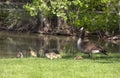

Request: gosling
left=43, top=49, right=61, bottom=60
left=74, top=56, right=83, bottom=60
left=16, top=52, right=23, bottom=58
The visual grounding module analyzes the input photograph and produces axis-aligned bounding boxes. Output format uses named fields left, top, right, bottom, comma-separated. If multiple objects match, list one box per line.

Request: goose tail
left=100, top=49, right=108, bottom=55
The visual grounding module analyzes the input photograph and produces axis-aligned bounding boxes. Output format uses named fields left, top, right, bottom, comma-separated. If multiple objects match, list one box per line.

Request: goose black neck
left=80, top=29, right=85, bottom=40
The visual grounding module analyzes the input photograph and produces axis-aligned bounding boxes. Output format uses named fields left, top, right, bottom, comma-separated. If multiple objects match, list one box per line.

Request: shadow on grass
left=61, top=53, right=120, bottom=63
left=90, top=53, right=120, bottom=63
left=62, top=55, right=75, bottom=59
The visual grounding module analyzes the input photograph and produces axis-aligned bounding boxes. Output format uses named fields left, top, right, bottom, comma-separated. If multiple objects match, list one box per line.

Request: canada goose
left=77, top=27, right=107, bottom=57
left=16, top=52, right=23, bottom=58
left=43, top=49, right=61, bottom=60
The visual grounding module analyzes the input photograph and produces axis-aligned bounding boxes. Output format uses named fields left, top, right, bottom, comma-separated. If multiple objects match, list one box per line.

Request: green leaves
left=50, top=0, right=68, bottom=20
left=101, top=0, right=111, bottom=3
left=24, top=0, right=119, bottom=33
left=24, top=0, right=50, bottom=16
left=24, top=0, right=68, bottom=19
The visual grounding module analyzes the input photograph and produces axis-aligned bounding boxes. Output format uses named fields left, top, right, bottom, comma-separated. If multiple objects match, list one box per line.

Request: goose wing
left=82, top=41, right=105, bottom=53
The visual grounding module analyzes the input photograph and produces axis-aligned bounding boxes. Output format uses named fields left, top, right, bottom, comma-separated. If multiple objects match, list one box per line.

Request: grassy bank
left=0, top=53, right=120, bottom=78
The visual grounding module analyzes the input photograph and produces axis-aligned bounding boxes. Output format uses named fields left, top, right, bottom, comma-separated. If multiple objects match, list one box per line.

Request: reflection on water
left=0, top=31, right=119, bottom=58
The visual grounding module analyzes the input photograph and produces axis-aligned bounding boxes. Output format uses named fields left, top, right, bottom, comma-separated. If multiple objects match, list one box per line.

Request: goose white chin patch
left=92, top=50, right=100, bottom=53
left=80, top=27, right=84, bottom=30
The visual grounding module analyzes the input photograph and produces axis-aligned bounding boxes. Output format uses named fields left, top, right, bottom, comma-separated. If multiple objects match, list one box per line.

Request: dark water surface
left=0, top=31, right=119, bottom=58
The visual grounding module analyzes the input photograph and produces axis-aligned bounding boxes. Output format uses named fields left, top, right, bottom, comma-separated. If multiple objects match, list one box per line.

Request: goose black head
left=79, top=27, right=85, bottom=40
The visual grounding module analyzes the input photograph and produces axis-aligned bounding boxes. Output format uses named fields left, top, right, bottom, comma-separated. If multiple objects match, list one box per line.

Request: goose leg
left=88, top=53, right=92, bottom=58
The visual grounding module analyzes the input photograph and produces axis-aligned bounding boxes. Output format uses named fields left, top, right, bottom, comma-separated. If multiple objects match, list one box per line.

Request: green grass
left=0, top=53, right=120, bottom=78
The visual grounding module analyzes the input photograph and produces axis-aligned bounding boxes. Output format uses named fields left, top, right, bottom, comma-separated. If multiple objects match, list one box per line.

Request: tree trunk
left=34, top=10, right=42, bottom=33
left=118, top=1, right=120, bottom=33
left=57, top=17, right=61, bottom=31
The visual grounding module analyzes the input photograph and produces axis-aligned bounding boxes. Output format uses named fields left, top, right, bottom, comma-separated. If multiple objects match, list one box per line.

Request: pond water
left=0, top=31, right=119, bottom=58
